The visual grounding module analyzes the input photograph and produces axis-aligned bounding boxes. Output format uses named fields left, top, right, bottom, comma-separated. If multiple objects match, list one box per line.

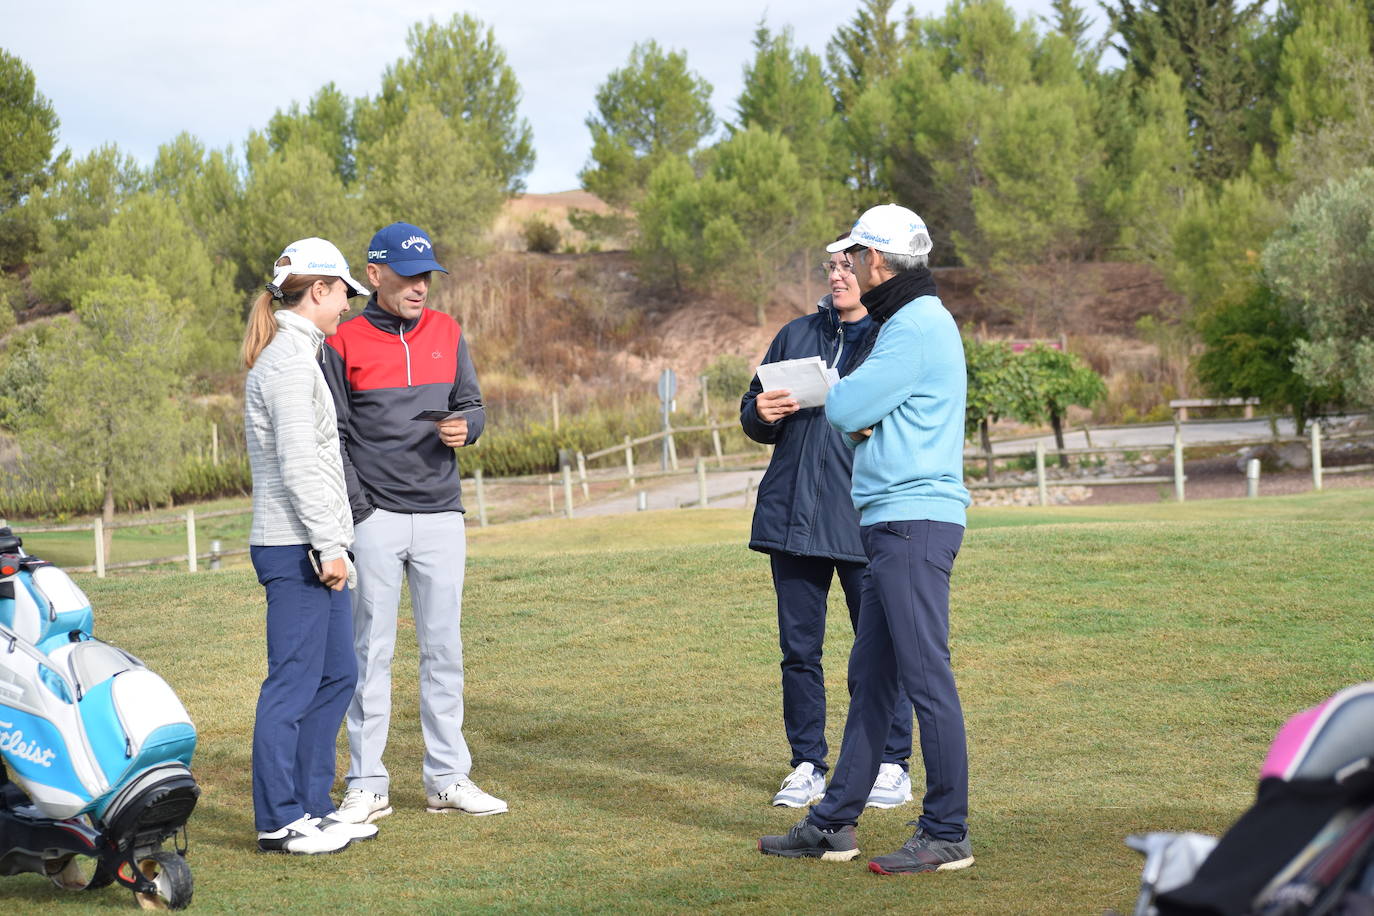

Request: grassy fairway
left=2, top=491, right=1370, bottom=913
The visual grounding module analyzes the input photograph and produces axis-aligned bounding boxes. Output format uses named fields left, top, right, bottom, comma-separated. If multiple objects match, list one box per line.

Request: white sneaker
left=335, top=788, right=393, bottom=824
left=315, top=814, right=379, bottom=841
left=257, top=815, right=351, bottom=855
left=771, top=762, right=826, bottom=808
left=426, top=775, right=508, bottom=816
left=865, top=762, right=913, bottom=809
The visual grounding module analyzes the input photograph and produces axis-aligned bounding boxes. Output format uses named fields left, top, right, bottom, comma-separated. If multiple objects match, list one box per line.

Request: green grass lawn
left=2, top=490, right=1370, bottom=913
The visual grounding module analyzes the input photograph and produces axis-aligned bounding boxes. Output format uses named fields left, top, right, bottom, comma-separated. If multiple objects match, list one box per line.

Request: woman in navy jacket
left=740, top=247, right=915, bottom=810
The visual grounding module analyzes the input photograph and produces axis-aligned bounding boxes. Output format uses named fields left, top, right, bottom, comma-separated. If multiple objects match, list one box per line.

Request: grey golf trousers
left=345, top=508, right=470, bottom=795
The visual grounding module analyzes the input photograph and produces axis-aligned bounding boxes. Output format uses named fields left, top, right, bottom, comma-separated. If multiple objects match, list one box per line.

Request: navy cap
left=366, top=222, right=448, bottom=276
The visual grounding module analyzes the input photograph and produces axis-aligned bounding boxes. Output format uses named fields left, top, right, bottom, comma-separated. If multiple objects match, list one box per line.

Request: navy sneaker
left=758, top=816, right=860, bottom=862
left=868, top=823, right=974, bottom=875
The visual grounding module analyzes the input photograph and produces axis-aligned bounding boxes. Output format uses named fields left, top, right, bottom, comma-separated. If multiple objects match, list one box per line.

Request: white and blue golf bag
left=0, top=528, right=199, bottom=908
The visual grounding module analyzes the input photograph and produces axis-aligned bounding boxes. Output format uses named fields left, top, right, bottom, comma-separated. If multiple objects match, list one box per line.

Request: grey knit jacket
left=245, top=310, right=354, bottom=560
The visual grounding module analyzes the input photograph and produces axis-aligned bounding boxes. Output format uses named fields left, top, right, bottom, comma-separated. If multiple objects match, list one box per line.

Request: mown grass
left=2, top=490, right=1370, bottom=913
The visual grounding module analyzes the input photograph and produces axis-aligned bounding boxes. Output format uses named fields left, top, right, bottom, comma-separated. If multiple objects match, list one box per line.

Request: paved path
left=571, top=415, right=1364, bottom=518
left=989, top=417, right=1300, bottom=454
left=575, top=467, right=764, bottom=516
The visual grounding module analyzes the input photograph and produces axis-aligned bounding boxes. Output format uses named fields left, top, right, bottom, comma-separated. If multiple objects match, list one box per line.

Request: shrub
left=523, top=217, right=561, bottom=253
left=703, top=354, right=753, bottom=405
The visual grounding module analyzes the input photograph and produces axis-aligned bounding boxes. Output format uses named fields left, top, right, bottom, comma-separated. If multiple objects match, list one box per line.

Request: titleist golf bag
left=0, top=527, right=199, bottom=909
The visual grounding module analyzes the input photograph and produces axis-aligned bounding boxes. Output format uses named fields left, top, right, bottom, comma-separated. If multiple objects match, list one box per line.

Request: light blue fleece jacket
left=825, top=294, right=971, bottom=527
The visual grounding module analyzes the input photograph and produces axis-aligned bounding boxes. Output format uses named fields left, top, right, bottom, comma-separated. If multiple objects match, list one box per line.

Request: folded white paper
left=757, top=356, right=839, bottom=409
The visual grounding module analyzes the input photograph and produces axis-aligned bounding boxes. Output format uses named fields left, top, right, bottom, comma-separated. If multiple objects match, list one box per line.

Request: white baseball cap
left=826, top=204, right=933, bottom=258
left=271, top=237, right=369, bottom=298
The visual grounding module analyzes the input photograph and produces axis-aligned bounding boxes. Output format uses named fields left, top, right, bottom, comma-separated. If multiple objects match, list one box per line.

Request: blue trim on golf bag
left=0, top=625, right=197, bottom=820
left=0, top=561, right=95, bottom=652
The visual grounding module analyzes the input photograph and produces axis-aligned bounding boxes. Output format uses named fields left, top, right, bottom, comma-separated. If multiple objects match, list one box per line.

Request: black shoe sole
left=868, top=855, right=974, bottom=875
left=758, top=840, right=859, bottom=862
left=256, top=843, right=350, bottom=855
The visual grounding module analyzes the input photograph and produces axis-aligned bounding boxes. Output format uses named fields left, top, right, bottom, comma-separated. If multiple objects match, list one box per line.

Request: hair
left=856, top=246, right=929, bottom=273
left=241, top=257, right=342, bottom=368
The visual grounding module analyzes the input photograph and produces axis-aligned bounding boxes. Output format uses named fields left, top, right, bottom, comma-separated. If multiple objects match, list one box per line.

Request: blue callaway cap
left=366, top=222, right=448, bottom=276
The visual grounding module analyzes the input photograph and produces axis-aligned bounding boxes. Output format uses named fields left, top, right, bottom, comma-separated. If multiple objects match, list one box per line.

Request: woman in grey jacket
left=241, top=238, right=374, bottom=855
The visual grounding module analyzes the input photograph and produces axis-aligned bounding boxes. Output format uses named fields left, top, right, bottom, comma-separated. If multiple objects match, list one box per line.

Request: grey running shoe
left=867, top=823, right=974, bottom=875
left=772, top=762, right=826, bottom=808
left=865, top=763, right=913, bottom=809
left=758, top=817, right=860, bottom=862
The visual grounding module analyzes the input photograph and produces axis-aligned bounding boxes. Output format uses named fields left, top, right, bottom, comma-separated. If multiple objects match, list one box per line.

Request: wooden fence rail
left=7, top=419, right=1370, bottom=573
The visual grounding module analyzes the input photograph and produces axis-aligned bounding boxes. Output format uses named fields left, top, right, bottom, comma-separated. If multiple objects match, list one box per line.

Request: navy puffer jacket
left=740, top=297, right=876, bottom=563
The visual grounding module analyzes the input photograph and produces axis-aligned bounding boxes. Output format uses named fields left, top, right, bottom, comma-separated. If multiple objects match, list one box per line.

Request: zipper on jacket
left=830, top=322, right=845, bottom=371
left=399, top=327, right=413, bottom=385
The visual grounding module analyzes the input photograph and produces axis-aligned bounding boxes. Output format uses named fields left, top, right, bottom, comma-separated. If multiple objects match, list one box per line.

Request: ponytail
left=241, top=290, right=278, bottom=368
left=240, top=257, right=343, bottom=368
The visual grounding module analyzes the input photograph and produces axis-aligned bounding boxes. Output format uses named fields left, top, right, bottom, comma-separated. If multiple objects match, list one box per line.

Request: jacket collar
left=274, top=308, right=325, bottom=353
left=815, top=293, right=872, bottom=335
left=361, top=295, right=421, bottom=335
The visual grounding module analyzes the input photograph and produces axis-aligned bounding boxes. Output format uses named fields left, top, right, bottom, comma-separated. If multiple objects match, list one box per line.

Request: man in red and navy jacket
left=321, top=221, right=508, bottom=826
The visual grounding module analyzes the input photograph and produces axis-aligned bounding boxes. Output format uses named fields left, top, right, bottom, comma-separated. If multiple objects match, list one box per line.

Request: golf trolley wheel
left=131, top=851, right=193, bottom=910
left=45, top=853, right=114, bottom=891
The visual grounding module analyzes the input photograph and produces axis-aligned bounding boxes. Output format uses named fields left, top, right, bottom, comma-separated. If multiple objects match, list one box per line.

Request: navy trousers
left=771, top=553, right=913, bottom=772
left=250, top=545, right=357, bottom=832
left=810, top=520, right=969, bottom=840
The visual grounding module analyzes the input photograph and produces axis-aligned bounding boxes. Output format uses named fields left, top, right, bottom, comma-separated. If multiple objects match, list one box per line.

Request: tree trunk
left=1051, top=410, right=1069, bottom=468
left=102, top=482, right=115, bottom=563
left=981, top=419, right=994, bottom=481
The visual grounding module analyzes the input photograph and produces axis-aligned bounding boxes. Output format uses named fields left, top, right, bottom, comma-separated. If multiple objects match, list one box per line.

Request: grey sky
left=4, top=0, right=1098, bottom=194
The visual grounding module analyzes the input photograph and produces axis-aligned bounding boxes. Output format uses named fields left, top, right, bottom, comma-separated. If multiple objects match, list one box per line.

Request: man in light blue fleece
left=758, top=204, right=974, bottom=876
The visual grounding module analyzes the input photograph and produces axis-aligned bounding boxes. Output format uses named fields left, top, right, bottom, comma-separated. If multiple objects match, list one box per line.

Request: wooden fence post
left=93, top=517, right=105, bottom=579
left=696, top=458, right=708, bottom=508
left=1173, top=431, right=1186, bottom=502
left=576, top=451, right=590, bottom=500
left=1311, top=423, right=1323, bottom=491
left=1246, top=458, right=1261, bottom=498
left=711, top=425, right=724, bottom=467
left=624, top=436, right=636, bottom=488
left=474, top=469, right=488, bottom=527
left=186, top=509, right=197, bottom=573
left=211, top=423, right=219, bottom=466
left=667, top=428, right=679, bottom=471
left=561, top=465, right=575, bottom=519
left=1034, top=441, right=1047, bottom=507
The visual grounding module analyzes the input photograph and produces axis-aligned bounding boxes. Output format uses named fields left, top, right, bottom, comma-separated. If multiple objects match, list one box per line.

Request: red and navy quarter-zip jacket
left=322, top=297, right=485, bottom=523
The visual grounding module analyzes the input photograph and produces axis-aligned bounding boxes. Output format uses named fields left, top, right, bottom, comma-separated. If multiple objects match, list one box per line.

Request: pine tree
left=1104, top=0, right=1268, bottom=182
left=356, top=14, right=534, bottom=194
left=357, top=102, right=505, bottom=263
left=267, top=83, right=356, bottom=185
left=27, top=145, right=146, bottom=305
left=636, top=128, right=824, bottom=324
left=0, top=49, right=62, bottom=269
left=1104, top=67, right=1198, bottom=263
left=579, top=41, right=715, bottom=211
left=826, top=0, right=902, bottom=115
left=10, top=276, right=191, bottom=557
left=736, top=22, right=843, bottom=186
